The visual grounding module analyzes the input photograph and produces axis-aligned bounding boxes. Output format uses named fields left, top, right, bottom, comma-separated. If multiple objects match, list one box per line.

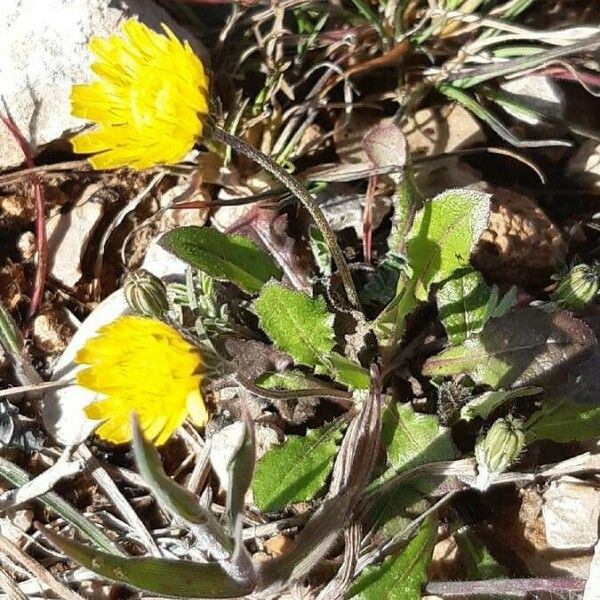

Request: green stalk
left=211, top=126, right=360, bottom=309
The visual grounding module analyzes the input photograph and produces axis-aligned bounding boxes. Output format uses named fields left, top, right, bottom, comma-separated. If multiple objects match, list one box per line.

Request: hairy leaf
left=407, top=189, right=490, bottom=301
left=437, top=268, right=492, bottom=344
left=324, top=352, right=370, bottom=389
left=382, top=404, right=455, bottom=477
left=525, top=399, right=600, bottom=443
left=161, top=226, right=281, bottom=293
left=348, top=516, right=437, bottom=599
left=454, top=525, right=508, bottom=580
left=423, top=308, right=596, bottom=389
left=131, top=416, right=232, bottom=552
left=460, top=387, right=542, bottom=422
left=40, top=527, right=254, bottom=598
left=252, top=422, right=343, bottom=511
left=255, top=284, right=335, bottom=368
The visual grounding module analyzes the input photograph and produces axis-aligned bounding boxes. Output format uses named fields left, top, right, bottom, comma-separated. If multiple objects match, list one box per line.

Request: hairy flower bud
left=124, top=269, right=169, bottom=319
left=553, top=263, right=599, bottom=311
left=474, top=415, right=525, bottom=490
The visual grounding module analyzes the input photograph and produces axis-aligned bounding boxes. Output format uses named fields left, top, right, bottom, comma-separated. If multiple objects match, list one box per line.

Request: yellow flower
left=76, top=316, right=207, bottom=445
left=71, top=19, right=209, bottom=170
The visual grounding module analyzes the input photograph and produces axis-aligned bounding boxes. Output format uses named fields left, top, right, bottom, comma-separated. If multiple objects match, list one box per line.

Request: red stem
left=0, top=114, right=47, bottom=319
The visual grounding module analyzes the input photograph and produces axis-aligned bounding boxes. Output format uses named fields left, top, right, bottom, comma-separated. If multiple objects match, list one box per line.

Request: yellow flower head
left=76, top=315, right=208, bottom=445
left=71, top=19, right=209, bottom=170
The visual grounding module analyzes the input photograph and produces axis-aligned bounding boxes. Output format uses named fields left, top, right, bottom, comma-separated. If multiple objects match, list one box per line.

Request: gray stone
left=0, top=0, right=206, bottom=169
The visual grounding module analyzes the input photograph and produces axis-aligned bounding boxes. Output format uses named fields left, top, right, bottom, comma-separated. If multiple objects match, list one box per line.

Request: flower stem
left=211, top=126, right=360, bottom=309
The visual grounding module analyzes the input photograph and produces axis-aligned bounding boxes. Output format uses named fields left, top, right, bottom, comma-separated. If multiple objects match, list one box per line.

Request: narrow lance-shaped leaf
left=39, top=526, right=255, bottom=599
left=161, top=226, right=282, bottom=294
left=347, top=515, right=437, bottom=599
left=252, top=422, right=343, bottom=511
left=407, top=188, right=490, bottom=301
left=255, top=283, right=335, bottom=368
left=131, top=415, right=232, bottom=552
left=225, top=414, right=255, bottom=540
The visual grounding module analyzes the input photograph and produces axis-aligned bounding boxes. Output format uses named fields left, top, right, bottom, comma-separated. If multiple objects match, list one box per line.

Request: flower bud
left=475, top=415, right=525, bottom=490
left=552, top=263, right=599, bottom=311
left=124, top=269, right=169, bottom=319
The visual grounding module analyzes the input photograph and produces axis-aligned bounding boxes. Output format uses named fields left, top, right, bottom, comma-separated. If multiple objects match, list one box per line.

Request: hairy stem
left=211, top=126, right=360, bottom=308
left=424, top=577, right=587, bottom=597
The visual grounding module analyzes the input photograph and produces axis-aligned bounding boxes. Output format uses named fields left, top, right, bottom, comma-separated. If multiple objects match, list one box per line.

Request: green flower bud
left=552, top=263, right=599, bottom=311
left=0, top=300, right=22, bottom=354
left=124, top=269, right=169, bottom=319
left=475, top=415, right=525, bottom=489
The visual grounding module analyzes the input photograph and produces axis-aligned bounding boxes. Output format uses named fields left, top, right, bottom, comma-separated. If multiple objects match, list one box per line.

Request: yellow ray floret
left=76, top=315, right=207, bottom=445
left=70, top=18, right=209, bottom=170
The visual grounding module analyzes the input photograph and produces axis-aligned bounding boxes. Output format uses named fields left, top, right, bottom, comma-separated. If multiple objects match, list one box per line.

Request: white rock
left=46, top=183, right=105, bottom=288
left=0, top=0, right=207, bottom=169
left=500, top=75, right=565, bottom=125
left=567, top=139, right=600, bottom=188
left=542, top=478, right=600, bottom=550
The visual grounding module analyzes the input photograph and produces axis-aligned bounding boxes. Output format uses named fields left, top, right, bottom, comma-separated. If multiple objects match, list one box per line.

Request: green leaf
left=460, top=387, right=542, bottom=423
left=437, top=268, right=492, bottom=344
left=161, top=226, right=281, bottom=294
left=255, top=284, right=335, bottom=368
left=407, top=189, right=490, bottom=301
left=325, top=352, right=370, bottom=389
left=257, top=370, right=330, bottom=391
left=367, top=405, right=455, bottom=536
left=40, top=527, right=254, bottom=598
left=525, top=399, right=600, bottom=443
left=383, top=404, right=455, bottom=477
left=423, top=308, right=596, bottom=389
left=308, top=224, right=332, bottom=277
left=454, top=525, right=507, bottom=580
left=360, top=253, right=406, bottom=308
left=347, top=516, right=437, bottom=599
left=252, top=422, right=343, bottom=511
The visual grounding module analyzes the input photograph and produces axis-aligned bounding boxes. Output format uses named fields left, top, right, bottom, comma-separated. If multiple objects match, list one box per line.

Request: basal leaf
left=40, top=527, right=254, bottom=598
left=325, top=352, right=370, bottom=389
left=347, top=516, right=437, bottom=599
left=525, top=399, right=600, bottom=443
left=460, top=387, right=543, bottom=423
left=161, top=226, right=281, bottom=293
left=255, top=284, right=335, bottom=368
left=252, top=422, right=343, bottom=511
left=383, top=404, right=456, bottom=477
left=407, top=189, right=490, bottom=301
left=454, top=525, right=507, bottom=580
left=423, top=308, right=596, bottom=389
left=436, top=268, right=492, bottom=344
